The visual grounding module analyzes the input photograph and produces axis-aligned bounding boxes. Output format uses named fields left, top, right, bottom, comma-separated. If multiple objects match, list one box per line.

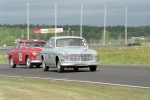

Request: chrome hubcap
left=10, top=58, right=13, bottom=66
left=27, top=58, right=30, bottom=66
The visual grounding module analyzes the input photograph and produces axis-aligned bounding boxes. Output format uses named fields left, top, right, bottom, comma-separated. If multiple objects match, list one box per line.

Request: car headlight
left=93, top=51, right=98, bottom=57
left=62, top=52, right=68, bottom=58
left=32, top=52, right=37, bottom=56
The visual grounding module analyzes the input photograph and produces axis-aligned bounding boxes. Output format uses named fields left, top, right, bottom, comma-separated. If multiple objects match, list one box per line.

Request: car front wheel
left=89, top=66, right=97, bottom=71
left=26, top=57, right=33, bottom=68
left=9, top=57, right=16, bottom=68
left=57, top=60, right=64, bottom=73
left=42, top=60, right=49, bottom=71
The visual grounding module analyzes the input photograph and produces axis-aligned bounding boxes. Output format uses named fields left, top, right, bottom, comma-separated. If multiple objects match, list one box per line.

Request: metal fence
left=87, top=39, right=119, bottom=45
left=0, top=40, right=125, bottom=53
left=0, top=46, right=13, bottom=53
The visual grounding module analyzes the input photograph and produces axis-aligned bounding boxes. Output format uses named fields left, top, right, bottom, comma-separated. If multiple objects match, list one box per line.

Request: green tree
left=118, top=33, right=123, bottom=39
left=0, top=36, right=16, bottom=46
left=101, top=30, right=111, bottom=40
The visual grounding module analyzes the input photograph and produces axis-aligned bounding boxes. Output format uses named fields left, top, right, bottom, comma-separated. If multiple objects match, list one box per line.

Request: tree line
left=0, top=24, right=150, bottom=46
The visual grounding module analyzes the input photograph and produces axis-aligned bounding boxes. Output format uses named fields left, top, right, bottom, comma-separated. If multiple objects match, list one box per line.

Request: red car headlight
left=32, top=52, right=37, bottom=56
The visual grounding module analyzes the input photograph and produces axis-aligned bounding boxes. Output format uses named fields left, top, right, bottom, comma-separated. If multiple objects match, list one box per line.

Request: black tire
left=57, top=60, right=64, bottom=73
left=73, top=68, right=79, bottom=71
left=42, top=60, right=49, bottom=71
left=89, top=66, right=97, bottom=71
left=26, top=57, right=33, bottom=68
left=9, top=57, right=16, bottom=68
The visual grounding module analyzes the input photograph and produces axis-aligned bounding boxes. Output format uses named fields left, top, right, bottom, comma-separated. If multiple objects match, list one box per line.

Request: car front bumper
left=30, top=60, right=41, bottom=63
left=60, top=61, right=99, bottom=67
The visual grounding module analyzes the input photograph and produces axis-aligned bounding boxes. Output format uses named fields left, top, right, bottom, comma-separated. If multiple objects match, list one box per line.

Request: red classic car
left=7, top=39, right=46, bottom=68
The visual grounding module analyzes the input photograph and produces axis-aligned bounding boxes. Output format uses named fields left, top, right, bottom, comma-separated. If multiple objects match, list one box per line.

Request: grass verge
left=0, top=54, right=7, bottom=64
left=0, top=76, right=150, bottom=100
left=94, top=46, right=150, bottom=66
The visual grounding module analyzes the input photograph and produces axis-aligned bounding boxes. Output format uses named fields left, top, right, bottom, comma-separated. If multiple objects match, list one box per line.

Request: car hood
left=57, top=47, right=92, bottom=54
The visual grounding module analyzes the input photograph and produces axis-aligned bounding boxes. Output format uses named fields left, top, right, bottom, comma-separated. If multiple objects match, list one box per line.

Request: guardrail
left=0, top=46, right=13, bottom=53
left=0, top=44, right=127, bottom=54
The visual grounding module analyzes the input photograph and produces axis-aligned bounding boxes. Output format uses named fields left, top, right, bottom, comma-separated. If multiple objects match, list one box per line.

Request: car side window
left=14, top=42, right=19, bottom=49
left=45, top=39, right=55, bottom=48
left=50, top=39, right=55, bottom=47
left=19, top=42, right=24, bottom=50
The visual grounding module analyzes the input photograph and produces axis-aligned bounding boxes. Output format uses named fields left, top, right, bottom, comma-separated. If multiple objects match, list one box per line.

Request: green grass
left=0, top=54, right=7, bottom=64
left=0, top=76, right=150, bottom=100
left=93, top=46, right=150, bottom=66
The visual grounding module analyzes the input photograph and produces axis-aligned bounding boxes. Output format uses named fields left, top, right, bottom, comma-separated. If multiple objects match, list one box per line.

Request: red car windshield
left=25, top=42, right=46, bottom=47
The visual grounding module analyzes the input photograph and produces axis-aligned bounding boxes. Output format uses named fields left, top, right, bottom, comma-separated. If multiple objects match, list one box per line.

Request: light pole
left=80, top=5, right=83, bottom=37
left=21, top=30, right=24, bottom=39
left=125, top=6, right=128, bottom=44
left=55, top=3, right=57, bottom=37
left=103, top=5, right=106, bottom=45
left=27, top=2, right=29, bottom=40
left=71, top=31, right=74, bottom=36
left=68, top=28, right=70, bottom=36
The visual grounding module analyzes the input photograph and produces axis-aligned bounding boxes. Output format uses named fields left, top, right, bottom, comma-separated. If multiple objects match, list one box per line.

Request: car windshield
left=56, top=38, right=87, bottom=47
left=25, top=42, right=46, bottom=48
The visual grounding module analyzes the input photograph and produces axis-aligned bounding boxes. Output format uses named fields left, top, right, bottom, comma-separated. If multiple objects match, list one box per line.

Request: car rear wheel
left=57, top=60, right=64, bottom=73
left=42, top=60, right=49, bottom=71
left=89, top=66, right=97, bottom=71
left=26, top=57, right=33, bottom=68
left=9, top=57, right=16, bottom=68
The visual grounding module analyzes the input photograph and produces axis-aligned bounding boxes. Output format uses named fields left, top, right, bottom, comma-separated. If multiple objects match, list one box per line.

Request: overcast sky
left=0, top=0, right=150, bottom=26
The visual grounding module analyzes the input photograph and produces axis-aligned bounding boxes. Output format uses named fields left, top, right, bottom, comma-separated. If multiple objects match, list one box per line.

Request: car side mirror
left=45, top=44, right=53, bottom=49
left=82, top=40, right=87, bottom=47
left=49, top=45, right=53, bottom=48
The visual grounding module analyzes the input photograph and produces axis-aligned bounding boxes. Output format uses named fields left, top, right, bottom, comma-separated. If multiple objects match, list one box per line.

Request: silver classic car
left=40, top=36, right=99, bottom=73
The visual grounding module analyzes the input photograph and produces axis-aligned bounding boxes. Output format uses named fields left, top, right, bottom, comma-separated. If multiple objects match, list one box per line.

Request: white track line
left=0, top=75, right=150, bottom=89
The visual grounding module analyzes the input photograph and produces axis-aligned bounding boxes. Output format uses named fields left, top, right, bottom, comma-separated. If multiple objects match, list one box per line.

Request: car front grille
left=66, top=54, right=80, bottom=61
left=66, top=54, right=93, bottom=61
left=81, top=54, right=93, bottom=61
left=36, top=54, right=40, bottom=58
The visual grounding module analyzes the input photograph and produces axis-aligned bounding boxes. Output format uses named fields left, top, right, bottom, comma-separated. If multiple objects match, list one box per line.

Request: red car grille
left=36, top=54, right=40, bottom=58
left=66, top=54, right=93, bottom=61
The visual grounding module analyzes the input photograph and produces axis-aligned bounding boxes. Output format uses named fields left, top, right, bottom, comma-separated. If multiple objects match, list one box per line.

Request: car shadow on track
left=47, top=69, right=99, bottom=73
left=14, top=66, right=42, bottom=69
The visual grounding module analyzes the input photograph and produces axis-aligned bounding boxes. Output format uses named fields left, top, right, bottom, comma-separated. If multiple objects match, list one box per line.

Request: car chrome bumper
left=31, top=60, right=41, bottom=63
left=60, top=61, right=99, bottom=66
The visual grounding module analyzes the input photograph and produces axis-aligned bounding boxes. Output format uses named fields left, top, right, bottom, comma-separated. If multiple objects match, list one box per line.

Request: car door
left=12, top=42, right=20, bottom=64
left=44, top=39, right=56, bottom=67
left=49, top=39, right=56, bottom=67
left=17, top=42, right=25, bottom=64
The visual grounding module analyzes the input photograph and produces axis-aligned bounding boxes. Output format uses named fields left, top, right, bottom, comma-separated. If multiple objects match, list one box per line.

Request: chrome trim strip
left=30, top=60, right=41, bottom=63
left=60, top=62, right=99, bottom=66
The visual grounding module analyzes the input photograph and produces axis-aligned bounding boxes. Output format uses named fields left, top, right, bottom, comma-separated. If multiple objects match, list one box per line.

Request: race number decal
left=19, top=53, right=22, bottom=61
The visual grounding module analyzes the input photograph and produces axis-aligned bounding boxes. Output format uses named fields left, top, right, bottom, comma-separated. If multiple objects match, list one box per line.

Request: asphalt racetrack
left=0, top=64, right=150, bottom=89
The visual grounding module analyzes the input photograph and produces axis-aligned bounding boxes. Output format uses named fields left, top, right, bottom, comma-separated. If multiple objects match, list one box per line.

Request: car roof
left=50, top=36, right=84, bottom=40
left=18, top=39, right=46, bottom=43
